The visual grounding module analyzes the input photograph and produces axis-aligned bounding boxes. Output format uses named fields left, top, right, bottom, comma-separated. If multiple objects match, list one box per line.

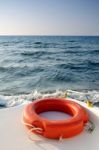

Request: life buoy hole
left=39, top=111, right=72, bottom=120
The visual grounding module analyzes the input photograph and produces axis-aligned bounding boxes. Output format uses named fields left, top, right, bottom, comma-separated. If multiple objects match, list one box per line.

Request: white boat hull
left=0, top=99, right=99, bottom=150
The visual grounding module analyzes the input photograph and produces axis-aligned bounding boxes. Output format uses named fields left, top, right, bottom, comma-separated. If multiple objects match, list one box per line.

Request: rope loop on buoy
left=84, top=120, right=95, bottom=133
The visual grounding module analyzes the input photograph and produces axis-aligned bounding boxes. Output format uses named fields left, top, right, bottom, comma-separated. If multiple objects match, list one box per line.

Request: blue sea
left=0, top=36, right=99, bottom=108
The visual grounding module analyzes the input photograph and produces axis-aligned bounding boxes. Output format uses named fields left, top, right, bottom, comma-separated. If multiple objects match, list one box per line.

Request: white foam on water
left=0, top=89, right=99, bottom=108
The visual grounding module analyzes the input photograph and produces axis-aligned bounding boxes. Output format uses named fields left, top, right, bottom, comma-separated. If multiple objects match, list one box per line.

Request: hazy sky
left=0, top=0, right=99, bottom=35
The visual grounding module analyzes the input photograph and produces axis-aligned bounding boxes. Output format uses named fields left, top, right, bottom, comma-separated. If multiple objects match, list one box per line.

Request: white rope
left=84, top=120, right=95, bottom=133
left=23, top=122, right=43, bottom=134
left=22, top=120, right=66, bottom=142
left=59, top=134, right=63, bottom=141
left=22, top=120, right=44, bottom=142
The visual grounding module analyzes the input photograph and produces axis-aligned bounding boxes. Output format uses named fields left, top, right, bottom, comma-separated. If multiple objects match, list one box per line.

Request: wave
left=0, top=40, right=24, bottom=46
left=21, top=51, right=52, bottom=57
left=68, top=46, right=82, bottom=49
left=56, top=63, right=85, bottom=70
left=34, top=42, right=42, bottom=44
left=87, top=60, right=99, bottom=67
left=90, top=49, right=99, bottom=54
left=0, top=89, right=99, bottom=108
left=0, top=66, right=7, bottom=72
left=63, top=50, right=90, bottom=54
left=68, top=40, right=76, bottom=43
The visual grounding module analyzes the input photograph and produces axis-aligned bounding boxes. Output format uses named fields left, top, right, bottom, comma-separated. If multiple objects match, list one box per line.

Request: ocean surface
left=0, top=36, right=99, bottom=108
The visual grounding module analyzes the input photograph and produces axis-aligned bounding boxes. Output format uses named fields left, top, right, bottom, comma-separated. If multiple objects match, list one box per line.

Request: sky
left=0, top=0, right=99, bottom=35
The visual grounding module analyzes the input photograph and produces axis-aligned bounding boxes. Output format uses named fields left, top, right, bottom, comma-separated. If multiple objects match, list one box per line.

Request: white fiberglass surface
left=39, top=111, right=72, bottom=120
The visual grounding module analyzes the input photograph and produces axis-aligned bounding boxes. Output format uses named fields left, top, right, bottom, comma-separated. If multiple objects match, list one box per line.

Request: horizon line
left=0, top=34, right=99, bottom=36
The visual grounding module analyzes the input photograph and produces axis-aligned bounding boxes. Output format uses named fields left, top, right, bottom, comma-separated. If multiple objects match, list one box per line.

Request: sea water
left=0, top=36, right=99, bottom=108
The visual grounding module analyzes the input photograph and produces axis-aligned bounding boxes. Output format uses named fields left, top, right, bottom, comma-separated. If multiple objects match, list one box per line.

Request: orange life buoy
left=23, top=98, right=88, bottom=139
